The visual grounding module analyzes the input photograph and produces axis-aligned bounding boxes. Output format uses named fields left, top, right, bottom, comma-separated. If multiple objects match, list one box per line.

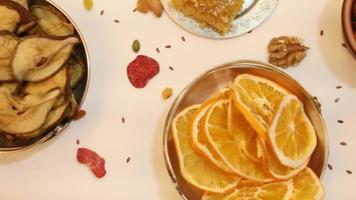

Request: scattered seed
left=156, top=48, right=160, bottom=53
left=83, top=0, right=93, bottom=11
left=100, top=10, right=104, bottom=15
left=114, top=19, right=120, bottom=23
left=340, top=142, right=347, bottom=146
left=337, top=120, right=344, bottom=124
left=247, top=29, right=253, bottom=34
left=73, top=110, right=86, bottom=121
left=346, top=170, right=353, bottom=174
left=165, top=45, right=171, bottom=49
left=168, top=66, right=174, bottom=71
left=334, top=98, right=340, bottom=103
left=132, top=40, right=140, bottom=53
left=181, top=36, right=186, bottom=42
left=328, top=164, right=333, bottom=170
left=76, top=139, right=80, bottom=145
left=320, top=30, right=324, bottom=36
left=162, top=87, right=173, bottom=100
left=336, top=85, right=342, bottom=89
left=126, top=157, right=131, bottom=163
left=121, top=117, right=125, bottom=123
left=342, top=43, right=347, bottom=48
left=133, top=8, right=137, bottom=12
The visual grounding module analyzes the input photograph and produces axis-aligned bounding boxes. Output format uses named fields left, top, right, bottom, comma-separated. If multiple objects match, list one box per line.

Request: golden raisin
left=162, top=87, right=173, bottom=100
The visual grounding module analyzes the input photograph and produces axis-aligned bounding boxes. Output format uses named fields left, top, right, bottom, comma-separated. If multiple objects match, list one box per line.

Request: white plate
left=161, top=0, right=279, bottom=39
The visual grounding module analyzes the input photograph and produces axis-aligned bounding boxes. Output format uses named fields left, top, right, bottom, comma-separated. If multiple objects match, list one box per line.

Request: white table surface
left=0, top=0, right=356, bottom=199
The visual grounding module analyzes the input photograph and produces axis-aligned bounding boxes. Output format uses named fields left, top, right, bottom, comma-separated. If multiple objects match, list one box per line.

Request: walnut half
left=268, top=36, right=309, bottom=68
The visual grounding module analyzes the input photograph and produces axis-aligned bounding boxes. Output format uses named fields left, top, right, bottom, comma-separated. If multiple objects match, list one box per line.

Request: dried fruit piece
left=146, top=0, right=163, bottom=17
left=162, top=87, right=173, bottom=100
left=0, top=31, right=19, bottom=81
left=83, top=0, right=93, bottom=11
left=77, top=148, right=106, bottom=178
left=11, top=37, right=79, bottom=81
left=132, top=39, right=140, bottom=53
left=136, top=0, right=149, bottom=13
left=127, top=55, right=159, bottom=88
left=12, top=0, right=28, bottom=9
left=32, top=5, right=74, bottom=37
left=268, top=36, right=309, bottom=68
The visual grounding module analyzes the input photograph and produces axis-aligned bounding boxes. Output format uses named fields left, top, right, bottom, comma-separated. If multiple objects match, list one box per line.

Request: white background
left=0, top=0, right=355, bottom=199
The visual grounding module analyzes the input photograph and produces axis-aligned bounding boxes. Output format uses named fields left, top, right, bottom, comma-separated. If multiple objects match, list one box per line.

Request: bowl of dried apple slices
left=0, top=0, right=89, bottom=152
left=163, top=60, right=328, bottom=200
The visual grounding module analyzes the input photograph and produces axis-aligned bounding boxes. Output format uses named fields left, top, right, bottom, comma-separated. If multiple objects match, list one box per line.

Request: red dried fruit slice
left=127, top=55, right=160, bottom=88
left=77, top=148, right=106, bottom=178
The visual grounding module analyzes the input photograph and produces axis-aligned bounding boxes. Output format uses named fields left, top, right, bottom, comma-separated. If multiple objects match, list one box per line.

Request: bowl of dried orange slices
left=163, top=60, right=327, bottom=200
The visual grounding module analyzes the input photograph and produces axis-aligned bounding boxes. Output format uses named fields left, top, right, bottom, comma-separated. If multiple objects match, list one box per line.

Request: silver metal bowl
left=0, top=0, right=90, bottom=152
left=163, top=60, right=328, bottom=200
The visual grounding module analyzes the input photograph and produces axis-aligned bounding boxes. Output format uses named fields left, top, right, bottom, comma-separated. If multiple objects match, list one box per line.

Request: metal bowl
left=342, top=0, right=356, bottom=57
left=0, top=0, right=90, bottom=152
left=163, top=60, right=328, bottom=200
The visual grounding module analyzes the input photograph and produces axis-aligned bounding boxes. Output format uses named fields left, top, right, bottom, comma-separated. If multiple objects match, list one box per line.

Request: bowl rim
left=162, top=60, right=329, bottom=199
left=342, top=0, right=356, bottom=56
left=0, top=0, right=90, bottom=153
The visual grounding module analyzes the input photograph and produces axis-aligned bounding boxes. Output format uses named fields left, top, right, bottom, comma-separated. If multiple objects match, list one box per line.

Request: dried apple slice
left=0, top=31, right=19, bottom=81
left=11, top=36, right=79, bottom=81
left=11, top=0, right=28, bottom=9
left=16, top=20, right=36, bottom=35
left=32, top=5, right=74, bottom=37
left=17, top=102, right=69, bottom=139
left=0, top=88, right=60, bottom=134
left=0, top=82, right=19, bottom=93
left=0, top=0, right=37, bottom=32
left=68, top=55, right=85, bottom=89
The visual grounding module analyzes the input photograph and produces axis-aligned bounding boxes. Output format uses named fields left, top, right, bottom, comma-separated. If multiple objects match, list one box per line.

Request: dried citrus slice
left=269, top=94, right=317, bottom=168
left=190, top=89, right=233, bottom=173
left=231, top=74, right=289, bottom=140
left=172, top=105, right=240, bottom=193
left=290, top=168, right=324, bottom=200
left=202, top=181, right=293, bottom=200
left=204, top=98, right=273, bottom=182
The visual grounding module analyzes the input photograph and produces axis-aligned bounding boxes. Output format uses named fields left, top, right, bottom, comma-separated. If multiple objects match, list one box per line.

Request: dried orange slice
left=231, top=74, right=289, bottom=140
left=204, top=98, right=273, bottom=182
left=269, top=94, right=317, bottom=168
left=172, top=105, right=240, bottom=193
left=290, top=168, right=324, bottom=200
left=202, top=181, right=293, bottom=200
left=190, top=89, right=233, bottom=173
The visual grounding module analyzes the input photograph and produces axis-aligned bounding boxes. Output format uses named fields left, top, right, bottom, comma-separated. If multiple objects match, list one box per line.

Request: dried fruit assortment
left=172, top=74, right=324, bottom=200
left=0, top=0, right=86, bottom=140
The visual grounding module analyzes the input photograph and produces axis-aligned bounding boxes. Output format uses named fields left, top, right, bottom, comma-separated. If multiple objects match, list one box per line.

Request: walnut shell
left=268, top=36, right=309, bottom=68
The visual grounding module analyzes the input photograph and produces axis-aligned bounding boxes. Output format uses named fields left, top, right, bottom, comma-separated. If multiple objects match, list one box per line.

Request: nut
left=268, top=36, right=309, bottom=68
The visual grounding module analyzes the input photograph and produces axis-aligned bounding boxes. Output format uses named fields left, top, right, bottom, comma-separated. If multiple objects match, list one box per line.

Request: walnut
left=268, top=36, right=309, bottom=68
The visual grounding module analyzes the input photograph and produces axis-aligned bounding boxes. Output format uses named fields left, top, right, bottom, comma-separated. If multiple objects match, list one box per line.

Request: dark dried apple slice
left=32, top=5, right=74, bottom=37
left=24, top=66, right=70, bottom=108
left=0, top=88, right=60, bottom=134
left=11, top=36, right=79, bottom=81
left=0, top=31, right=19, bottom=81
left=0, top=0, right=37, bottom=32
left=17, top=102, right=68, bottom=139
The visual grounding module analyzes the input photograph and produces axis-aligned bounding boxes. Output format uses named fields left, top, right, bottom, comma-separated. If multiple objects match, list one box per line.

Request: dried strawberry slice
left=77, top=148, right=106, bottom=178
left=127, top=55, right=160, bottom=88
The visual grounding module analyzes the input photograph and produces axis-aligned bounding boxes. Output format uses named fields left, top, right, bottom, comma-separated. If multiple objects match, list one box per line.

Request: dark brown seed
left=337, top=120, right=344, bottom=124
left=76, top=139, right=80, bottom=145
left=342, top=43, right=347, bottom=48
left=336, top=86, right=342, bottom=89
left=121, top=117, right=125, bottom=123
left=114, top=19, right=120, bottom=23
left=126, top=157, right=131, bottom=163
left=133, top=8, right=137, bottom=12
left=340, top=142, right=347, bottom=146
left=334, top=98, right=340, bottom=103
left=168, top=66, right=174, bottom=71
left=320, top=30, right=324, bottom=36
left=328, top=164, right=333, bottom=170
left=73, top=109, right=86, bottom=121
left=346, top=170, right=353, bottom=174
left=156, top=48, right=160, bottom=53
left=247, top=30, right=253, bottom=34
left=181, top=36, right=186, bottom=42
left=165, top=45, right=171, bottom=49
left=100, top=10, right=104, bottom=15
